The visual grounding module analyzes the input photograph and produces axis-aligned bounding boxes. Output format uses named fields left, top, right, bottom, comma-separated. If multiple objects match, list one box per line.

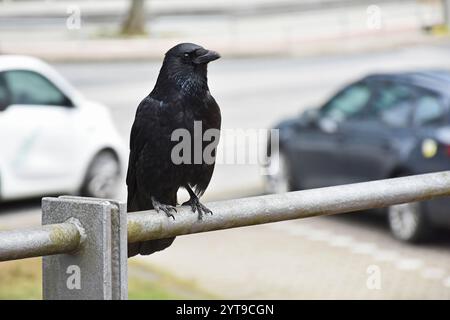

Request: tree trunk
left=444, top=0, right=450, bottom=28
left=121, top=0, right=147, bottom=35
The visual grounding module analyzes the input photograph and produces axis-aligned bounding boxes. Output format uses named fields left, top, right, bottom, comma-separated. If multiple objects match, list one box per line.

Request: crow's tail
left=128, top=237, right=175, bottom=257
left=127, top=191, right=176, bottom=257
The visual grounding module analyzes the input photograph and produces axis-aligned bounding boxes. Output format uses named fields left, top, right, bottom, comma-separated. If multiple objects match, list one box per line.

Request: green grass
left=0, top=258, right=214, bottom=300
left=127, top=259, right=215, bottom=300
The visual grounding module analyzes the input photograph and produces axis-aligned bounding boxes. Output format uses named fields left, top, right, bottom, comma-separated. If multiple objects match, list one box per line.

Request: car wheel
left=387, top=201, right=430, bottom=243
left=81, top=151, right=121, bottom=199
left=264, top=150, right=293, bottom=194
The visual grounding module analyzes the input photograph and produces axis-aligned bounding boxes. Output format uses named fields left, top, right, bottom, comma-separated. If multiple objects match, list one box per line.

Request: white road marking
left=328, top=235, right=354, bottom=248
left=267, top=222, right=449, bottom=290
left=304, top=229, right=332, bottom=242
left=395, top=258, right=424, bottom=271
left=421, top=267, right=446, bottom=280
left=372, top=250, right=399, bottom=262
left=287, top=229, right=308, bottom=237
left=350, top=242, right=378, bottom=255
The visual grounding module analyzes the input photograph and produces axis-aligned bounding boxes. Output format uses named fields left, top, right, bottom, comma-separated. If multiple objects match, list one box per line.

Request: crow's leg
left=182, top=185, right=212, bottom=220
left=151, top=196, right=177, bottom=220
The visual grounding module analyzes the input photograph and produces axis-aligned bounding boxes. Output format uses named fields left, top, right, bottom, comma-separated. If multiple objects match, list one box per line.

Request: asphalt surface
left=1, top=44, right=450, bottom=298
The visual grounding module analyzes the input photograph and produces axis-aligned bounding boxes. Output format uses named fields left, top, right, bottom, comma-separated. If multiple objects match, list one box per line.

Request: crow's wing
left=127, top=95, right=180, bottom=210
left=127, top=95, right=179, bottom=257
left=126, top=97, right=149, bottom=210
left=193, top=93, right=222, bottom=196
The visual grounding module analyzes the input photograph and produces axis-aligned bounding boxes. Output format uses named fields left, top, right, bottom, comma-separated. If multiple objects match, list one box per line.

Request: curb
left=1, top=30, right=448, bottom=63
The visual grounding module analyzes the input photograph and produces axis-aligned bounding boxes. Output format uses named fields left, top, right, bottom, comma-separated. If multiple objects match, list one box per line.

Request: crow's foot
left=182, top=197, right=212, bottom=220
left=151, top=197, right=176, bottom=220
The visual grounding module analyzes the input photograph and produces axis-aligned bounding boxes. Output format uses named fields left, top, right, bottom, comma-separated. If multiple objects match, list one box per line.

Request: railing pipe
left=0, top=222, right=81, bottom=261
left=127, top=171, right=450, bottom=243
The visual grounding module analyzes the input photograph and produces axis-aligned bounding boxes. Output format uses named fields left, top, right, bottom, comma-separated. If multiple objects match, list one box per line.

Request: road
left=1, top=44, right=450, bottom=298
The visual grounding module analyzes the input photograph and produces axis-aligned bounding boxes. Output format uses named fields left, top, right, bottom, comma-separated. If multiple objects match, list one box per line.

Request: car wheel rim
left=388, top=202, right=420, bottom=240
left=266, top=152, right=289, bottom=194
left=86, top=153, right=120, bottom=198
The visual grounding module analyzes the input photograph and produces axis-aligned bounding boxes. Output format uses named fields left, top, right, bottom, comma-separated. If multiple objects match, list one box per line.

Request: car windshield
left=4, top=70, right=71, bottom=107
left=321, top=82, right=371, bottom=122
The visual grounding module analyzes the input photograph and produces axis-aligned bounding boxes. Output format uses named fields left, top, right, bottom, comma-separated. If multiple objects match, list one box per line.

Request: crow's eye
left=184, top=53, right=189, bottom=58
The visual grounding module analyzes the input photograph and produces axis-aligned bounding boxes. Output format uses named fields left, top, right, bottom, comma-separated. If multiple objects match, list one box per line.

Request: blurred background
left=0, top=0, right=450, bottom=299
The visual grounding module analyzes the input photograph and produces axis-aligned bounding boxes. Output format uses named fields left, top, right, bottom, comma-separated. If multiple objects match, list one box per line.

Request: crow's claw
left=152, top=197, right=177, bottom=220
left=182, top=197, right=212, bottom=220
left=160, top=206, right=176, bottom=220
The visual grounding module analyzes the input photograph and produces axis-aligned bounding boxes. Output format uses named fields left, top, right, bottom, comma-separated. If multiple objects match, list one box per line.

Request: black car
left=265, top=71, right=450, bottom=242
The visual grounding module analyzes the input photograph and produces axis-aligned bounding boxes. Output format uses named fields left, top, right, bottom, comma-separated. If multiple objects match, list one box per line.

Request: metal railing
left=1, top=171, right=450, bottom=299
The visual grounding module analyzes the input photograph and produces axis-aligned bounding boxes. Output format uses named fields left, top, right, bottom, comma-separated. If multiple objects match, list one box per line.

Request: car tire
left=264, top=150, right=295, bottom=194
left=387, top=201, right=431, bottom=243
left=80, top=150, right=121, bottom=199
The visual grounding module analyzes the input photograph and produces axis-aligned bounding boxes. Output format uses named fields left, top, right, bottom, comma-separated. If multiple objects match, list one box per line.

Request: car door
left=337, top=80, right=417, bottom=182
left=291, top=81, right=373, bottom=188
left=0, top=70, right=79, bottom=197
left=410, top=87, right=449, bottom=173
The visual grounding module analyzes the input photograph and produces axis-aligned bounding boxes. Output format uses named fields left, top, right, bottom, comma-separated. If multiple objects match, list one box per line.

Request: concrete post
left=42, top=196, right=127, bottom=300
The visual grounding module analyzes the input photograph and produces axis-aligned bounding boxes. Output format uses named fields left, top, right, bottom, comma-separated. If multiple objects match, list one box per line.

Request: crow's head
left=165, top=43, right=221, bottom=67
left=154, top=43, right=220, bottom=95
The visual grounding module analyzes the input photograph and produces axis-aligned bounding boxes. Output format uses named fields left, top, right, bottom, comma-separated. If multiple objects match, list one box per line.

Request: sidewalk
left=0, top=0, right=447, bottom=62
left=1, top=28, right=447, bottom=62
left=0, top=0, right=407, bottom=19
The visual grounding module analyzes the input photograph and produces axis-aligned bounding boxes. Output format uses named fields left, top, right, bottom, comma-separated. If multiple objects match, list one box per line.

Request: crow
left=127, top=43, right=221, bottom=257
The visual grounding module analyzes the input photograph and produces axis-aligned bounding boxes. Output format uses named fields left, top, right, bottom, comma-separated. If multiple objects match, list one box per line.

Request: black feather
left=127, top=43, right=221, bottom=257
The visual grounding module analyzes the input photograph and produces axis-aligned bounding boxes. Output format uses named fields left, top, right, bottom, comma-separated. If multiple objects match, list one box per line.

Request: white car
left=0, top=55, right=127, bottom=201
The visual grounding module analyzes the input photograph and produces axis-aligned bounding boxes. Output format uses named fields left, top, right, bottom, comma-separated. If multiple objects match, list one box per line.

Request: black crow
left=127, top=43, right=221, bottom=257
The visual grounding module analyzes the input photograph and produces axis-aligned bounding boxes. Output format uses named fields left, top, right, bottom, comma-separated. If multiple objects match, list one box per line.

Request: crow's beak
left=193, top=50, right=221, bottom=64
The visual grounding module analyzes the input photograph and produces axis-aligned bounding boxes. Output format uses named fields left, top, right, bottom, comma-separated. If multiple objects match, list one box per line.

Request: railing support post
left=42, top=196, right=127, bottom=300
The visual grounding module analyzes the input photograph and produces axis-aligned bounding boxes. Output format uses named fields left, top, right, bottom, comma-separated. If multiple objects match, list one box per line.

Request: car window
left=0, top=73, right=9, bottom=110
left=4, top=70, right=72, bottom=107
left=414, top=91, right=445, bottom=126
left=321, top=82, right=371, bottom=122
left=369, top=82, right=415, bottom=128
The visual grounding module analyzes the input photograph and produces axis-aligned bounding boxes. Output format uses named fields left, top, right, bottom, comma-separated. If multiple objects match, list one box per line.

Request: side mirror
left=318, top=117, right=338, bottom=134
left=300, top=108, right=319, bottom=127
left=0, top=102, right=8, bottom=112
